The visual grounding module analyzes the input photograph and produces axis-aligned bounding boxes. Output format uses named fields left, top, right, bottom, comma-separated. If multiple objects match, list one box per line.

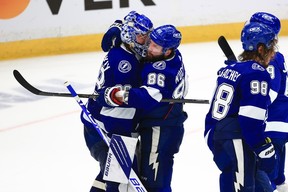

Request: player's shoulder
left=169, top=49, right=183, bottom=64
left=270, top=51, right=286, bottom=70
left=236, top=61, right=268, bottom=76
left=274, top=51, right=285, bottom=61
left=218, top=61, right=270, bottom=82
left=107, top=46, right=139, bottom=68
left=143, top=50, right=184, bottom=74
left=108, top=46, right=130, bottom=57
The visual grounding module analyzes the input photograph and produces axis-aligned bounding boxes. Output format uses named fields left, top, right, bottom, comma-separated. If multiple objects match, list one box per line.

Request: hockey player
left=249, top=12, right=288, bottom=192
left=80, top=11, right=153, bottom=192
left=204, top=22, right=278, bottom=191
left=101, top=24, right=188, bottom=192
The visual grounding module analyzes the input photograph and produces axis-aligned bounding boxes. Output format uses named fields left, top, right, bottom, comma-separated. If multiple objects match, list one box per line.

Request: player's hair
left=120, top=11, right=153, bottom=57
left=150, top=24, right=182, bottom=53
left=250, top=12, right=281, bottom=35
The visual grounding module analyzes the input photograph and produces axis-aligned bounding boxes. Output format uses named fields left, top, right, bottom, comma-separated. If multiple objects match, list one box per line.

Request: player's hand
left=101, top=20, right=122, bottom=52
left=96, top=86, right=123, bottom=107
left=254, top=137, right=277, bottom=173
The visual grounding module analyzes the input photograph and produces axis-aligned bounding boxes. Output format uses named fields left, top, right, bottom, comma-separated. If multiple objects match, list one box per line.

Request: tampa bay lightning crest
left=252, top=63, right=265, bottom=71
left=152, top=61, right=166, bottom=70
left=118, top=60, right=132, bottom=73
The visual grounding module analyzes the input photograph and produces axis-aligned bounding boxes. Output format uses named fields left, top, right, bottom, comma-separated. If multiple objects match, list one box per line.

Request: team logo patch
left=252, top=63, right=265, bottom=71
left=152, top=61, right=166, bottom=70
left=118, top=60, right=132, bottom=73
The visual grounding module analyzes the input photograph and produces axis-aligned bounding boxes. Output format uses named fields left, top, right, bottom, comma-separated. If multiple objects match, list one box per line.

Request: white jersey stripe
left=265, top=121, right=288, bottom=133
left=239, top=105, right=266, bottom=120
left=141, top=85, right=162, bottom=102
left=100, top=107, right=136, bottom=119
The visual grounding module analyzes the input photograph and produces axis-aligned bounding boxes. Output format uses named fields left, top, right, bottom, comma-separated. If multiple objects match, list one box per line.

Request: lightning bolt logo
left=149, top=126, right=160, bottom=180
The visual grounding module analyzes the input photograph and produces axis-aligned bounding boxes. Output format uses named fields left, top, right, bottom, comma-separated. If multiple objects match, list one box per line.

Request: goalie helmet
left=241, top=22, right=276, bottom=51
left=121, top=11, right=153, bottom=57
left=250, top=12, right=281, bottom=35
left=150, top=24, right=182, bottom=53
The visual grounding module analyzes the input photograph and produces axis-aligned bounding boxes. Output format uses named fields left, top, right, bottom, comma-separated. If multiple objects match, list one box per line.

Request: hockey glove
left=96, top=86, right=123, bottom=107
left=101, top=20, right=122, bottom=52
left=254, top=137, right=277, bottom=173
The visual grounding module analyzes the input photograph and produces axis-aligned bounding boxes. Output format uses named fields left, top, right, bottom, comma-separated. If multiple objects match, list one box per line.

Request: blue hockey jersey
left=81, top=44, right=143, bottom=136
left=205, top=60, right=272, bottom=150
left=265, top=52, right=288, bottom=138
left=127, top=49, right=188, bottom=127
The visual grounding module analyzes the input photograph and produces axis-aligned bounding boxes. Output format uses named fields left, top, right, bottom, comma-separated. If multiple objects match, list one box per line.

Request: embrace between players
left=81, top=11, right=188, bottom=192
left=80, top=10, right=288, bottom=192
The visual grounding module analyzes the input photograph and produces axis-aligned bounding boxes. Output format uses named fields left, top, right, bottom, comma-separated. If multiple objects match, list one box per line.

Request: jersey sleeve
left=238, top=71, right=271, bottom=148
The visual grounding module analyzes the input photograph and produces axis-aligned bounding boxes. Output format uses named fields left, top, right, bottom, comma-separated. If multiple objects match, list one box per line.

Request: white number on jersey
left=250, top=81, right=268, bottom=95
left=147, top=73, right=165, bottom=87
left=266, top=65, right=275, bottom=79
left=147, top=72, right=187, bottom=99
left=95, top=56, right=110, bottom=90
left=173, top=79, right=186, bottom=99
left=212, top=80, right=268, bottom=120
left=212, top=83, right=234, bottom=120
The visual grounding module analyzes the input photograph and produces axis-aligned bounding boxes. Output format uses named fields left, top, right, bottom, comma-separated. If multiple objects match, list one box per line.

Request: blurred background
left=1, top=1, right=288, bottom=191
left=0, top=0, right=288, bottom=60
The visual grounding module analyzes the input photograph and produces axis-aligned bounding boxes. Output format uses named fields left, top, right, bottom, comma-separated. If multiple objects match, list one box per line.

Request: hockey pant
left=139, top=125, right=184, bottom=192
left=213, top=138, right=258, bottom=192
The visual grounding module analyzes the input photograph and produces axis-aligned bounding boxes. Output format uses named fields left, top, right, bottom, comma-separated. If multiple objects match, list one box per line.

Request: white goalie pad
left=103, top=134, right=138, bottom=184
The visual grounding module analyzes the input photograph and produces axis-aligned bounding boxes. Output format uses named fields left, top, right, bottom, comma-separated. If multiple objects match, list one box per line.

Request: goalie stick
left=13, top=69, right=209, bottom=104
left=218, top=36, right=237, bottom=61
left=65, top=81, right=147, bottom=192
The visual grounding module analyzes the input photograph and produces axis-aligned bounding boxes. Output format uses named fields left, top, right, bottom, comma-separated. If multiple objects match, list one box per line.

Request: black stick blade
left=218, top=36, right=237, bottom=61
left=13, top=69, right=42, bottom=95
left=13, top=69, right=73, bottom=97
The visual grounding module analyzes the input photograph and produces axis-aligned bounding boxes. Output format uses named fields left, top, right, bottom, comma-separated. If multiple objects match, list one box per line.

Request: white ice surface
left=1, top=37, right=288, bottom=192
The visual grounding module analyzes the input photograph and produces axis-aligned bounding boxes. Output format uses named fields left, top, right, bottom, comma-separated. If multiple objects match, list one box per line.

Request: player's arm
left=238, top=72, right=271, bottom=148
left=239, top=72, right=276, bottom=173
left=101, top=20, right=123, bottom=52
left=101, top=11, right=141, bottom=52
left=98, top=70, right=166, bottom=109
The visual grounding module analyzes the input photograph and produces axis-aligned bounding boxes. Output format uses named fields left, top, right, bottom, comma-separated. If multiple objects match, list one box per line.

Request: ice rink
left=1, top=37, right=288, bottom=192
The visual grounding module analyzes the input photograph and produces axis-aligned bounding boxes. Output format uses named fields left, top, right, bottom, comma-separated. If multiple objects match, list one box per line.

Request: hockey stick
left=13, top=69, right=98, bottom=99
left=65, top=81, right=147, bottom=192
left=218, top=36, right=237, bottom=61
left=13, top=69, right=209, bottom=104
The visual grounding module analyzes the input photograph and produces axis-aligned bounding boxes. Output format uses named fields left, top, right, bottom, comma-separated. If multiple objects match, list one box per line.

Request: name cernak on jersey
left=218, top=68, right=241, bottom=82
left=175, top=63, right=185, bottom=84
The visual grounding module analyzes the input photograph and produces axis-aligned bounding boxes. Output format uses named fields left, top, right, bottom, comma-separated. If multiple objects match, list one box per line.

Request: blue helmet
left=250, top=12, right=281, bottom=35
left=150, top=24, right=182, bottom=53
left=121, top=11, right=153, bottom=57
left=241, top=22, right=276, bottom=51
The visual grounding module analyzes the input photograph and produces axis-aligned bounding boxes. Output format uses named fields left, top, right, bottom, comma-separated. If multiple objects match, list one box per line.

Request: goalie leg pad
left=103, top=134, right=138, bottom=184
